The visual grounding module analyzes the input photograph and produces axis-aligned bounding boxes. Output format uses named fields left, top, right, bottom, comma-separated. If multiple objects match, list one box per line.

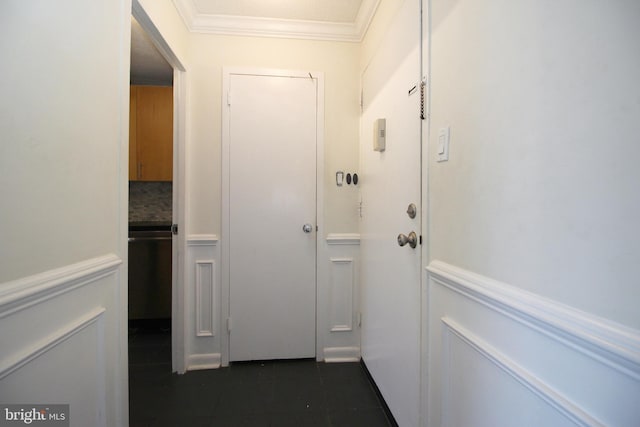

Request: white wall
left=187, top=34, right=361, bottom=236
left=427, top=0, right=640, bottom=330
left=426, top=0, right=640, bottom=425
left=0, top=1, right=130, bottom=425
left=0, top=1, right=124, bottom=282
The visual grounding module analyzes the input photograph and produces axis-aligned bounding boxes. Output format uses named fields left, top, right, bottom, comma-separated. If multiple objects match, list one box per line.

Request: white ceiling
left=173, top=0, right=380, bottom=42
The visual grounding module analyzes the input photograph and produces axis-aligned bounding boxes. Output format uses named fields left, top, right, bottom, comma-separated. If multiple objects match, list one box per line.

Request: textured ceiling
left=191, top=0, right=364, bottom=23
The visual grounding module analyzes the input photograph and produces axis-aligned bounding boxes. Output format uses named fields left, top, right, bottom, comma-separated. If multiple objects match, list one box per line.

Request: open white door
left=359, top=1, right=423, bottom=426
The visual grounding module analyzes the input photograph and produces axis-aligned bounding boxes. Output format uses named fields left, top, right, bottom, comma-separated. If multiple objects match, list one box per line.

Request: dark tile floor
left=129, top=323, right=396, bottom=426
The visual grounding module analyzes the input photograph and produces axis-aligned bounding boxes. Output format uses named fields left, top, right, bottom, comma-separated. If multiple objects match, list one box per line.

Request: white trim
left=442, top=317, right=606, bottom=427
left=172, top=70, right=188, bottom=374
left=187, top=353, right=222, bottom=371
left=132, top=0, right=189, bottom=375
left=427, top=260, right=640, bottom=380
left=222, top=67, right=325, bottom=365
left=326, top=233, right=361, bottom=245
left=172, top=0, right=380, bottom=42
left=329, top=258, right=355, bottom=332
left=0, top=255, right=121, bottom=319
left=195, top=260, right=216, bottom=337
left=323, top=346, right=361, bottom=363
left=187, top=234, right=220, bottom=246
left=0, top=307, right=106, bottom=380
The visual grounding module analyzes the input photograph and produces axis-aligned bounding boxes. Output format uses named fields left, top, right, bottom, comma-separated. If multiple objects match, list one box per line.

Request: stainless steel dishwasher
left=128, top=228, right=172, bottom=320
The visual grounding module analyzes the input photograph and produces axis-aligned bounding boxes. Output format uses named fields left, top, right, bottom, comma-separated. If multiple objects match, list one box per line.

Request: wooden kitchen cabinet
left=129, top=85, right=173, bottom=181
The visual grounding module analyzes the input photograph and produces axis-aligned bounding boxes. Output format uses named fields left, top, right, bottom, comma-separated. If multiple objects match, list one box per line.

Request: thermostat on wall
left=373, top=118, right=386, bottom=152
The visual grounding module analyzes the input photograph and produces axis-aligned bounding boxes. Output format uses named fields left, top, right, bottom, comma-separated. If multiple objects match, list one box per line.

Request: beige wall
left=360, top=0, right=404, bottom=72
left=428, top=0, right=640, bottom=329
left=187, top=34, right=361, bottom=236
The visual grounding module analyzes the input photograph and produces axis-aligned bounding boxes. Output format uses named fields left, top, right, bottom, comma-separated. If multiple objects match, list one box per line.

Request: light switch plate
left=437, top=127, right=450, bottom=162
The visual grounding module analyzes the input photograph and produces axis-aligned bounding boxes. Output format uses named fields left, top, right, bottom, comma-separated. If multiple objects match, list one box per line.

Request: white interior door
left=359, top=1, right=422, bottom=426
left=227, top=71, right=318, bottom=362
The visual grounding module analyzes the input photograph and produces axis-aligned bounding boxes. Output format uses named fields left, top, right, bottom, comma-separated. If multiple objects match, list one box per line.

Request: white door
left=359, top=1, right=422, bottom=426
left=226, top=70, right=318, bottom=362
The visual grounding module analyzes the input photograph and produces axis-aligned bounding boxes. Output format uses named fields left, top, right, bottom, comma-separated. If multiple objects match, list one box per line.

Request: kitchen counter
left=129, top=221, right=172, bottom=232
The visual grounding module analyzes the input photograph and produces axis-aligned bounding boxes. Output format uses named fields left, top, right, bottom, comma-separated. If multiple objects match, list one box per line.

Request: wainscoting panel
left=195, top=260, right=215, bottom=337
left=329, top=258, right=354, bottom=332
left=0, top=255, right=122, bottom=427
left=186, top=235, right=221, bottom=370
left=426, top=261, right=640, bottom=427
left=320, top=234, right=361, bottom=362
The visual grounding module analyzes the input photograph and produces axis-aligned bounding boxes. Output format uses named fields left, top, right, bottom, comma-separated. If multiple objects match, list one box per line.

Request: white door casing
left=222, top=69, right=324, bottom=362
left=131, top=0, right=188, bottom=374
left=359, top=0, right=423, bottom=425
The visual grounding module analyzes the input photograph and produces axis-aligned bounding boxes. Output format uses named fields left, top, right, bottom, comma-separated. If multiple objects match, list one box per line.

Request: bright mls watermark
left=0, top=405, right=68, bottom=426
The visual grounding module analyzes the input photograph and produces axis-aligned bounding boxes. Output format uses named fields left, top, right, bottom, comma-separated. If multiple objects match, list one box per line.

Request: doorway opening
left=128, top=0, right=187, bottom=377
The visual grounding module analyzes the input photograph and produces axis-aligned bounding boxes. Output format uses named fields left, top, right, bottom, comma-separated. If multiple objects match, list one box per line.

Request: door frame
left=131, top=0, right=188, bottom=373
left=221, top=67, right=325, bottom=366
left=420, top=1, right=430, bottom=425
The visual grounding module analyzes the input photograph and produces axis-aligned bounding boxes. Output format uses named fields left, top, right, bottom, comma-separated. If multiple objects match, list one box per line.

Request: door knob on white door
left=302, top=223, right=313, bottom=233
left=397, top=231, right=417, bottom=249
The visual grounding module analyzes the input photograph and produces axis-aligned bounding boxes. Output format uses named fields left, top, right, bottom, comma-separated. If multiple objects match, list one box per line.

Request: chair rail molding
left=427, top=260, right=640, bottom=378
left=426, top=260, right=640, bottom=427
left=0, top=254, right=121, bottom=319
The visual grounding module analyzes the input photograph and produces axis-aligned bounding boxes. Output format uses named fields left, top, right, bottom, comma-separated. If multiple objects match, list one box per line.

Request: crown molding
left=172, top=0, right=380, bottom=42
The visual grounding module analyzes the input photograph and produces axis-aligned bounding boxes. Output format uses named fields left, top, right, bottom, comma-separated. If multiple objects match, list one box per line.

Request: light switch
left=437, top=127, right=450, bottom=162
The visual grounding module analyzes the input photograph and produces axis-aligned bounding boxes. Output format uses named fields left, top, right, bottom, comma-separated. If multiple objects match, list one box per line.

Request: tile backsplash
left=129, top=181, right=172, bottom=223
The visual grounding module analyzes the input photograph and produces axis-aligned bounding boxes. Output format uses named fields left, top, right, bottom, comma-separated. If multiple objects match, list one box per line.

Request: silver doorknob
left=302, top=223, right=313, bottom=233
left=397, top=231, right=417, bottom=249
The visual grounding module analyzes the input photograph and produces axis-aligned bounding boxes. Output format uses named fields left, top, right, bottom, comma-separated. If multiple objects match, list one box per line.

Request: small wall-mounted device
left=336, top=171, right=344, bottom=186
left=373, top=118, right=386, bottom=152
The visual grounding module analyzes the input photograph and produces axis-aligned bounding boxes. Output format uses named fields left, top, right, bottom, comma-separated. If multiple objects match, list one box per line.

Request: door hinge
left=227, top=317, right=232, bottom=333
left=357, top=312, right=362, bottom=327
left=171, top=224, right=178, bottom=235
left=227, top=90, right=231, bottom=106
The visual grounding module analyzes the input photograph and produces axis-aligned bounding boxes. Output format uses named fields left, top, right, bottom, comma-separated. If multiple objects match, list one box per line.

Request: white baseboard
left=323, top=346, right=361, bottom=363
left=186, top=353, right=221, bottom=371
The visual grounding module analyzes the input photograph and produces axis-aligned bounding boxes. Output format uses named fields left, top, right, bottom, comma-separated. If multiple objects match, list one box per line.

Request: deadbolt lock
left=406, top=203, right=417, bottom=219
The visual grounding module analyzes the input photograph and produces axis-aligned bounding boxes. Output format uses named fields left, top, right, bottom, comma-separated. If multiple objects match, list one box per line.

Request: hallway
left=129, top=325, right=395, bottom=426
